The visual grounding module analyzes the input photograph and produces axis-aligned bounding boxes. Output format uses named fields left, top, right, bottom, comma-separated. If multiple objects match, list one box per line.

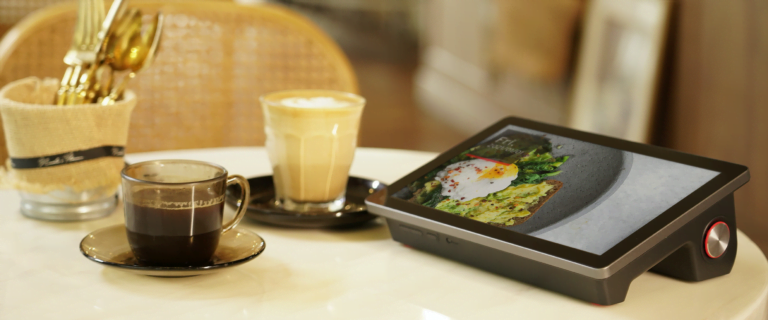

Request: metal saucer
left=225, top=176, right=386, bottom=228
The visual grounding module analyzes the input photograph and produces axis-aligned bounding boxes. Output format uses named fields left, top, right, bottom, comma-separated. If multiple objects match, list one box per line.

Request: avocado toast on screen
left=408, top=133, right=570, bottom=227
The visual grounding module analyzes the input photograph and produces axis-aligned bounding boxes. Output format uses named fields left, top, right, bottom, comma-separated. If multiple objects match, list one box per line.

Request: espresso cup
left=261, top=90, right=365, bottom=213
left=121, top=160, right=250, bottom=266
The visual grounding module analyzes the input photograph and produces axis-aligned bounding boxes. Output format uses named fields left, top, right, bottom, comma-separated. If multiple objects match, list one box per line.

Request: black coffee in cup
left=121, top=160, right=250, bottom=267
left=125, top=192, right=224, bottom=266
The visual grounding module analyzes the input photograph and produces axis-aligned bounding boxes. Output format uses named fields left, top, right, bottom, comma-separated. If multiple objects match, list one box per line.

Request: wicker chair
left=0, top=0, right=71, bottom=37
left=0, top=1, right=358, bottom=164
left=0, top=1, right=237, bottom=38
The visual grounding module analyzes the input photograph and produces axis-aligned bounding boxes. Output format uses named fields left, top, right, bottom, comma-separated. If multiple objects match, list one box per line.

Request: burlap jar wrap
left=0, top=77, right=136, bottom=197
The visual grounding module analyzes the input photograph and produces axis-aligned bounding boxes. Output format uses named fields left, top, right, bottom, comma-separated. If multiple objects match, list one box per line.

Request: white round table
left=0, top=147, right=766, bottom=319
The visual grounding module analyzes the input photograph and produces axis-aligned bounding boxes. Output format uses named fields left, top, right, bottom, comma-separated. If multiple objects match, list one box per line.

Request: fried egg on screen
left=435, top=159, right=519, bottom=201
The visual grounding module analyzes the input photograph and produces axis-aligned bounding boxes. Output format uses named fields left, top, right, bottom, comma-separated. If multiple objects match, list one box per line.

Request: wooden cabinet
left=657, top=0, right=768, bottom=253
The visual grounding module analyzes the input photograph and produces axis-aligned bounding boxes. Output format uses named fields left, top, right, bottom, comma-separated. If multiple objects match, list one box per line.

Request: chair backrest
left=0, top=1, right=358, bottom=164
left=0, top=0, right=233, bottom=37
left=0, top=0, right=72, bottom=37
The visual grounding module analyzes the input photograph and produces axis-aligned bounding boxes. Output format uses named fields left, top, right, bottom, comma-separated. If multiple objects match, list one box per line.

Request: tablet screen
left=392, top=125, right=719, bottom=255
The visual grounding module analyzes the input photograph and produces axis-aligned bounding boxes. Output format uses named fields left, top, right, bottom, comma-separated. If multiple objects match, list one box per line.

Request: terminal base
left=385, top=194, right=737, bottom=305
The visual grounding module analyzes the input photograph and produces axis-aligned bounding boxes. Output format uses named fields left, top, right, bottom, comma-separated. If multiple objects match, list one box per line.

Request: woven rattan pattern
left=0, top=0, right=70, bottom=26
left=0, top=1, right=228, bottom=44
left=0, top=1, right=357, bottom=165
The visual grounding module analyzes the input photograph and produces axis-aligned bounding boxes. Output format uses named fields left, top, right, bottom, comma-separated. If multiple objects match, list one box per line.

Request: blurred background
left=1, top=0, right=767, bottom=253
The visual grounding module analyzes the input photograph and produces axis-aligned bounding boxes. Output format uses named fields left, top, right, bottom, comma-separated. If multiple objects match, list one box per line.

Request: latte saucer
left=80, top=225, right=266, bottom=277
left=226, top=176, right=386, bottom=228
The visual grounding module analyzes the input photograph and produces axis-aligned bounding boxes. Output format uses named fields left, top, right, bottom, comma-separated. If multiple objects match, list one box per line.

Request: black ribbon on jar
left=10, top=146, right=125, bottom=169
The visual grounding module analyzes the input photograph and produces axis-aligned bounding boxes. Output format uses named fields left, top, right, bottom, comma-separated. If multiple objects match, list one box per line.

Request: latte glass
left=261, top=90, right=365, bottom=213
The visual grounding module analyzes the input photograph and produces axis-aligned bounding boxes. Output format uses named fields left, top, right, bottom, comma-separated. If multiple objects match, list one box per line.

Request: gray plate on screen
left=481, top=127, right=634, bottom=235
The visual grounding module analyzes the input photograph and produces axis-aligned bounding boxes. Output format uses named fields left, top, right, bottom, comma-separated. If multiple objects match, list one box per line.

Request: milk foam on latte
left=280, top=97, right=352, bottom=108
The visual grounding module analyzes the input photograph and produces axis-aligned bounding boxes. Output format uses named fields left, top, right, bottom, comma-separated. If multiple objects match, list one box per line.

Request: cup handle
left=222, top=175, right=250, bottom=234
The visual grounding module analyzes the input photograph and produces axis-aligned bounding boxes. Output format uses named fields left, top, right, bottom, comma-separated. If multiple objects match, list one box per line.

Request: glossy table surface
left=1, top=147, right=766, bottom=319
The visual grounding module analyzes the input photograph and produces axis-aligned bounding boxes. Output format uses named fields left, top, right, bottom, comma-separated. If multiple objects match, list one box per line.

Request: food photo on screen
left=393, top=125, right=720, bottom=255
left=403, top=132, right=569, bottom=227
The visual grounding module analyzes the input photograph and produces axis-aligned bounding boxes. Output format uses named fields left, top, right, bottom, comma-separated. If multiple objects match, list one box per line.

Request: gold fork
left=55, top=0, right=105, bottom=105
left=67, top=0, right=106, bottom=105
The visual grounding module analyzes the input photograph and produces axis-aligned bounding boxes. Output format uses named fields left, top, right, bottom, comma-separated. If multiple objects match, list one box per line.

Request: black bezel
left=385, top=117, right=748, bottom=269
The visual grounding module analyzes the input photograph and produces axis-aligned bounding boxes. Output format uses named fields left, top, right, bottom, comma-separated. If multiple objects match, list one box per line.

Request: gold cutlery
left=99, top=8, right=142, bottom=100
left=55, top=0, right=104, bottom=105
left=55, top=0, right=162, bottom=105
left=73, top=0, right=129, bottom=104
left=101, top=12, right=163, bottom=105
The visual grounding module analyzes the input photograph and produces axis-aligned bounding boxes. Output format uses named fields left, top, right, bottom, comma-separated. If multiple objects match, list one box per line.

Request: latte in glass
left=261, top=90, right=365, bottom=212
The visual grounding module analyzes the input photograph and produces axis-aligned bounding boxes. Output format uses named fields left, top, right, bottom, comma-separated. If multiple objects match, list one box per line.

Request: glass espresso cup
left=261, top=90, right=365, bottom=213
left=121, top=160, right=250, bottom=266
